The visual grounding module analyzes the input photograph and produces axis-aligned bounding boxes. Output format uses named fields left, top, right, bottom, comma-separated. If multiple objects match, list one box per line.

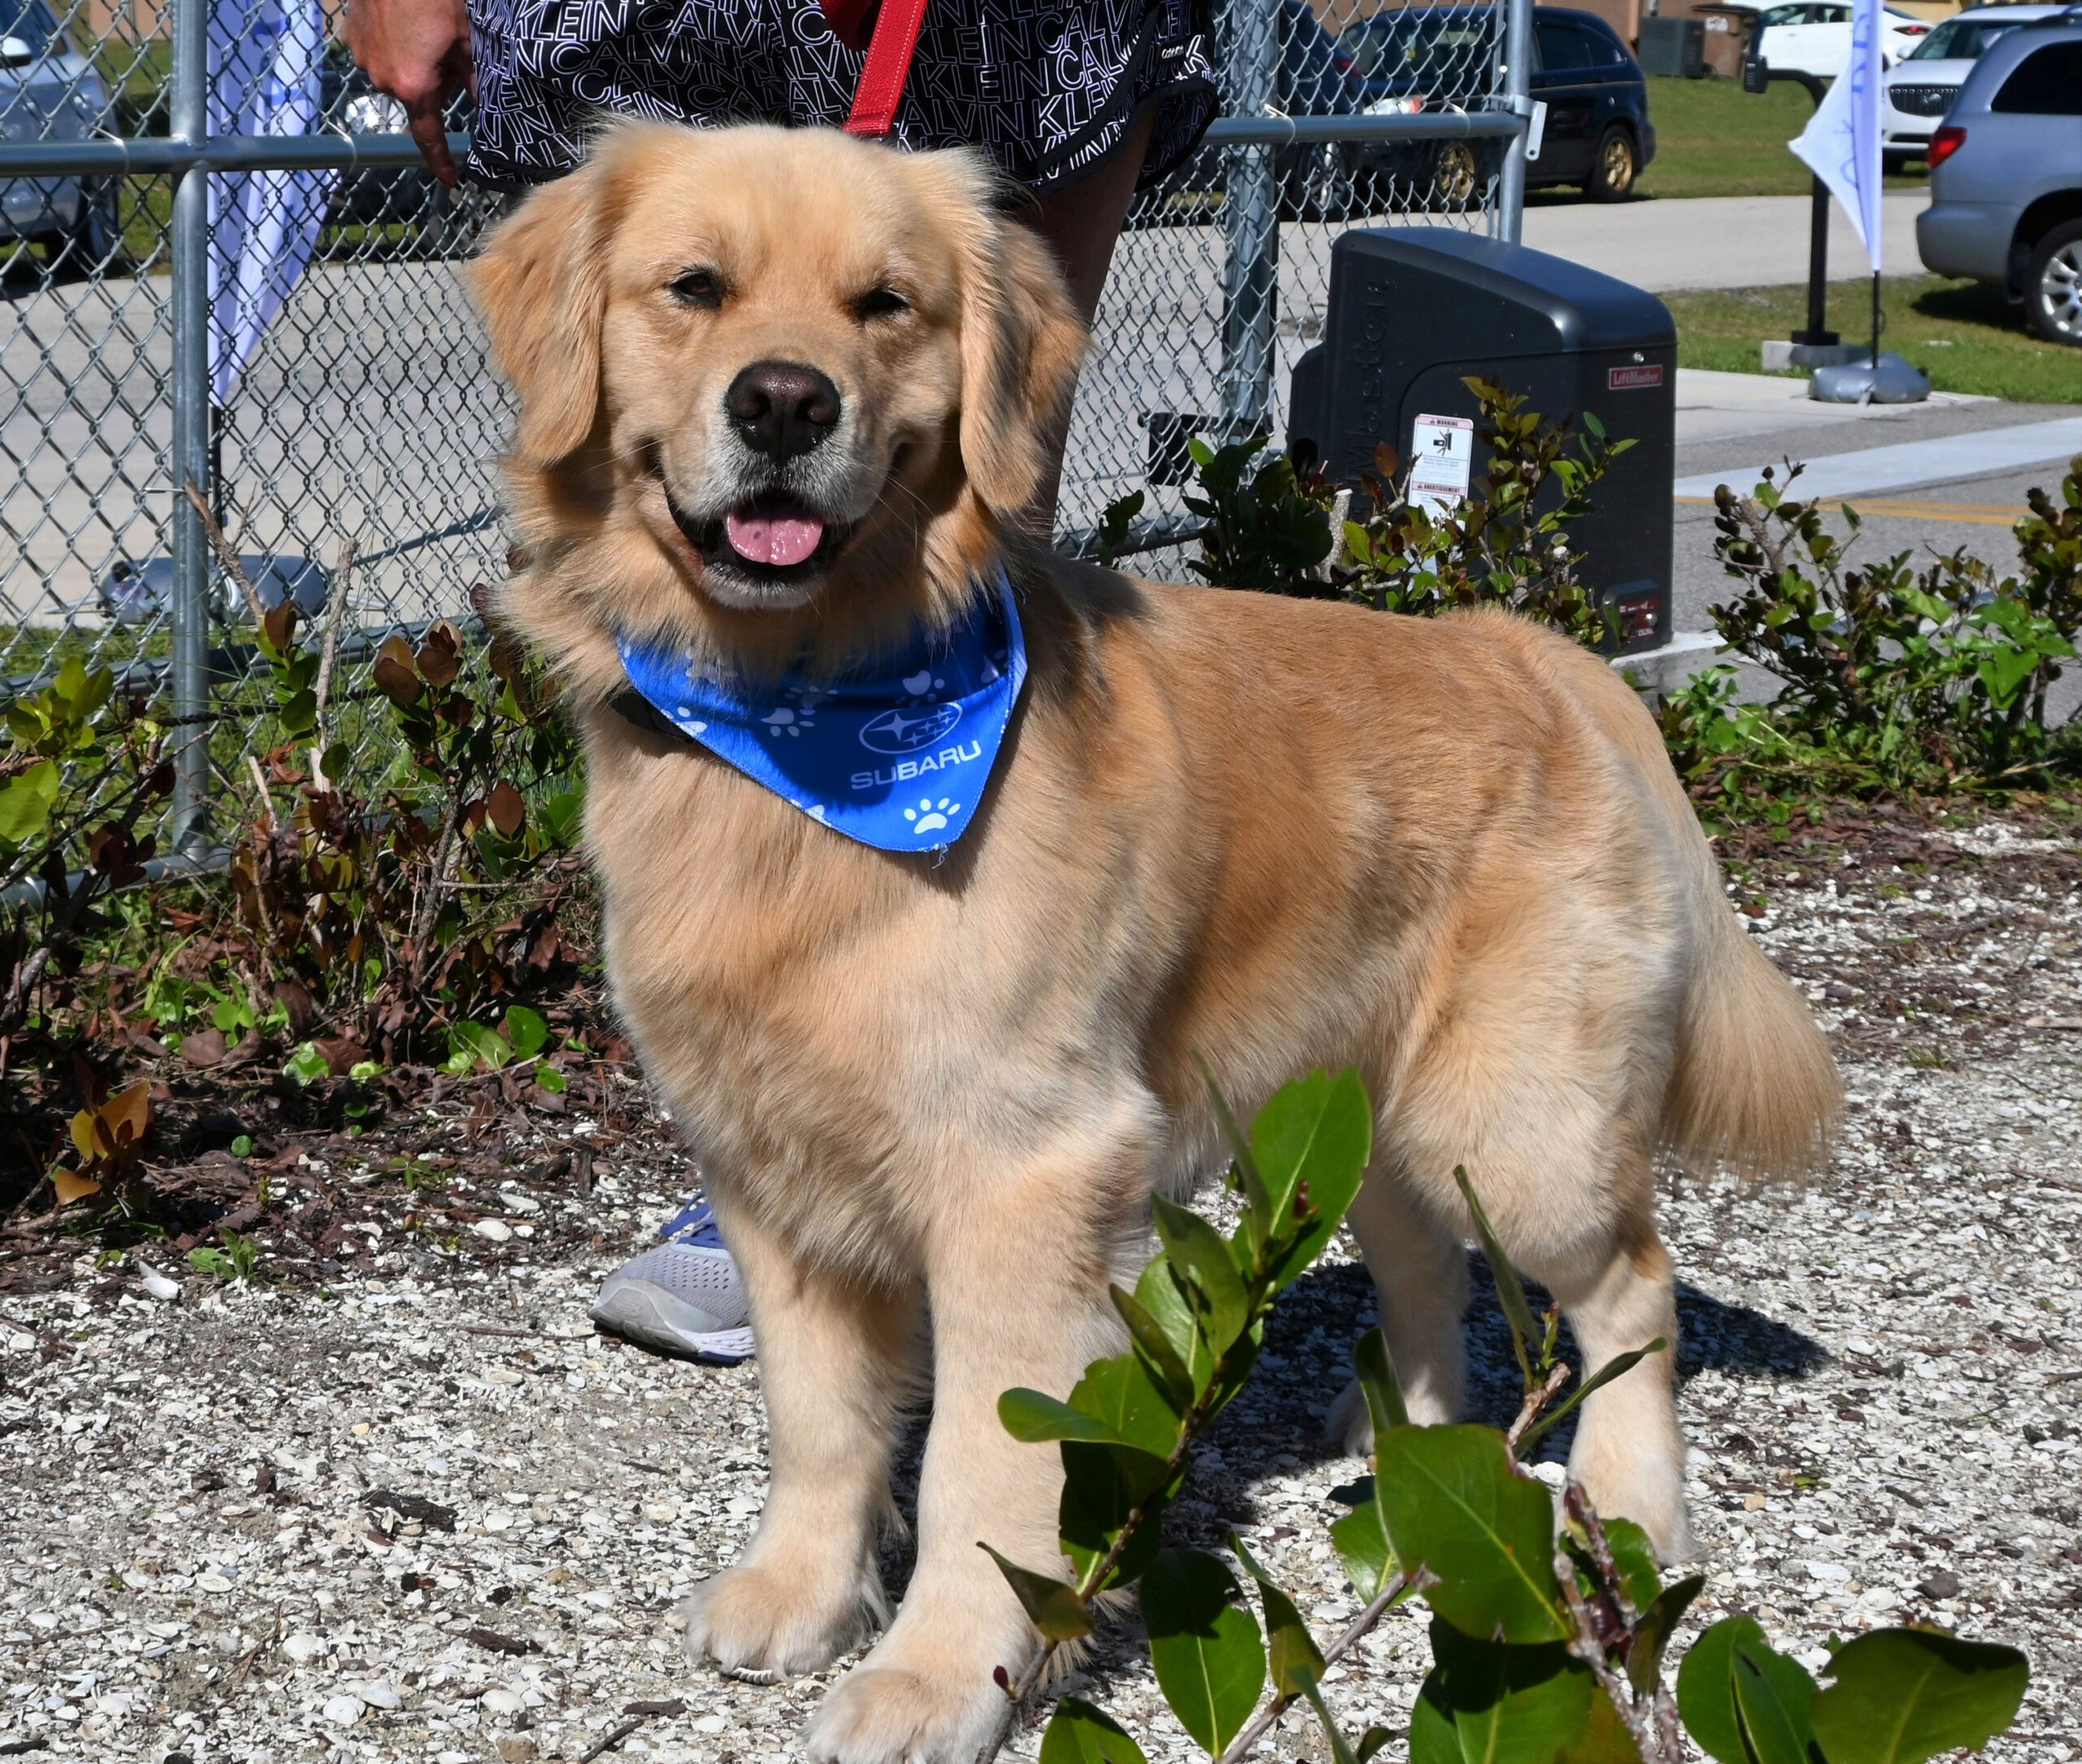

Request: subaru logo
left=859, top=703, right=962, bottom=754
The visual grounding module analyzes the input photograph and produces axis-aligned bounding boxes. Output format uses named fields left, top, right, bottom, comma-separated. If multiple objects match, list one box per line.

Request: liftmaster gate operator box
left=1287, top=227, right=1677, bottom=654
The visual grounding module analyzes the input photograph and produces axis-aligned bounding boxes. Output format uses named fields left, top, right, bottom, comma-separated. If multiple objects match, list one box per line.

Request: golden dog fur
left=470, top=120, right=1840, bottom=1764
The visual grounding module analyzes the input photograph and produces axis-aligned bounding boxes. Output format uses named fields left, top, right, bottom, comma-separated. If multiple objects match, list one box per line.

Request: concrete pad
left=1674, top=367, right=1988, bottom=446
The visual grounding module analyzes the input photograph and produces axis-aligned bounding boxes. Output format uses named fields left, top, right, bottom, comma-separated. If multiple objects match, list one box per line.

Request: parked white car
left=1881, top=3, right=2080, bottom=167
left=1745, top=0, right=1937, bottom=76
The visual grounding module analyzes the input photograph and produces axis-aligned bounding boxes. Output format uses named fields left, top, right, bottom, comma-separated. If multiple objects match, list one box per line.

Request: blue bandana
left=616, top=571, right=1026, bottom=853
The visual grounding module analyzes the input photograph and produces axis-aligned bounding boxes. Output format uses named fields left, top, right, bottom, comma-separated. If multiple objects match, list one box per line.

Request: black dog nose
left=724, top=362, right=842, bottom=461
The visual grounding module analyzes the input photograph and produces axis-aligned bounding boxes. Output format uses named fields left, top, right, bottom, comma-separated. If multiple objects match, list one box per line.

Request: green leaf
left=1151, top=1194, right=1249, bottom=1353
left=1732, top=1644, right=1818, bottom=1764
left=1354, top=1327, right=1410, bottom=1435
left=1252, top=1065, right=1374, bottom=1225
left=1420, top=1620, right=1597, bottom=1764
left=999, top=1387, right=1130, bottom=1446
left=1374, top=1425, right=1567, bottom=1644
left=1039, top=1698, right=1150, bottom=1764
left=1456, top=1168, right=1540, bottom=1389
left=980, top=1544, right=1092, bottom=1644
left=534, top=1065, right=568, bottom=1095
left=1135, top=1256, right=1217, bottom=1393
left=283, top=1042, right=329, bottom=1087
left=1199, top=1061, right=1271, bottom=1215
left=501, top=1005, right=549, bottom=1060
left=1303, top=1682, right=1365, bottom=1764
left=1596, top=1518, right=1661, bottom=1616
left=279, top=686, right=318, bottom=738
left=0, top=760, right=60, bottom=845
left=1110, top=1283, right=1196, bottom=1407
left=1232, top=1534, right=1326, bottom=1699
left=1810, top=1631, right=2028, bottom=1764
left=1331, top=1499, right=1396, bottom=1601
left=1058, top=1438, right=1172, bottom=1589
left=1357, top=1727, right=1394, bottom=1764
left=1518, top=1341, right=1667, bottom=1454
left=1627, top=1573, right=1704, bottom=1697
left=1411, top=1664, right=1466, bottom=1764
left=448, top=1020, right=512, bottom=1073
left=1141, top=1548, right=1266, bottom=1754
left=1679, top=1618, right=1817, bottom=1764
left=1068, top=1349, right=1188, bottom=1458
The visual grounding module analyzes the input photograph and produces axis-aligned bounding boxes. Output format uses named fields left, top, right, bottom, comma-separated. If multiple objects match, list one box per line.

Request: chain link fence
left=0, top=0, right=1528, bottom=861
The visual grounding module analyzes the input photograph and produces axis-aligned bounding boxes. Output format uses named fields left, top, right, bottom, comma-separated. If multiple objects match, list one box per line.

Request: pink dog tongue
left=725, top=507, right=824, bottom=568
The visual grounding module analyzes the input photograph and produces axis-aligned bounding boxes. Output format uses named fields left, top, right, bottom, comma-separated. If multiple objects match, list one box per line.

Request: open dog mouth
left=666, top=486, right=846, bottom=583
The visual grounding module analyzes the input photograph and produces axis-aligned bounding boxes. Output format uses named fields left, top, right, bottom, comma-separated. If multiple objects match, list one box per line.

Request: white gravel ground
left=4, top=819, right=2079, bottom=1764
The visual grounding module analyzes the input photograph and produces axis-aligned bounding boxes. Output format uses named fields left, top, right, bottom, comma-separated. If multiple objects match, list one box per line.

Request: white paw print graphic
left=763, top=703, right=817, bottom=739
left=901, top=669, right=946, bottom=705
left=904, top=796, right=960, bottom=835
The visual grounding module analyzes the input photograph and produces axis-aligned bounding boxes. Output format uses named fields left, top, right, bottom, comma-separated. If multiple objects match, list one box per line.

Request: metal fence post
left=168, top=0, right=212, bottom=852
left=1496, top=0, right=1535, bottom=243
left=1218, top=0, right=1280, bottom=439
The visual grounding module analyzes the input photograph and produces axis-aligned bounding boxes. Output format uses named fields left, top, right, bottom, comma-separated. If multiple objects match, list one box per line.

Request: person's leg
left=1007, top=104, right=1158, bottom=535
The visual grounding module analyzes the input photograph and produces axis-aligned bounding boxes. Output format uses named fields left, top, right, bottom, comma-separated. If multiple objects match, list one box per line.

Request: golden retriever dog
left=469, top=121, right=1839, bottom=1764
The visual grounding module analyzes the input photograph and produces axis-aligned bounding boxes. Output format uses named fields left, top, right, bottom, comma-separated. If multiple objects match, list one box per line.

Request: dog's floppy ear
left=468, top=168, right=608, bottom=464
left=958, top=209, right=1088, bottom=519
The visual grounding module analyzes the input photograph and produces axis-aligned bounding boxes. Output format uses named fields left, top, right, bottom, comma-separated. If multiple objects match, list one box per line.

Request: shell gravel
left=2, top=817, right=2078, bottom=1764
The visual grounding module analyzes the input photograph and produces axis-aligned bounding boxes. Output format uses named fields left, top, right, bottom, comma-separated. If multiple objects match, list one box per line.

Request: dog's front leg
left=805, top=1146, right=1133, bottom=1764
left=682, top=1200, right=922, bottom=1677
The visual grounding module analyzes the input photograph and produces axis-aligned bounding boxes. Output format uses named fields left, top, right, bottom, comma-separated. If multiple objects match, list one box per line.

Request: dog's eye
left=669, top=268, right=725, bottom=309
left=854, top=286, right=909, bottom=322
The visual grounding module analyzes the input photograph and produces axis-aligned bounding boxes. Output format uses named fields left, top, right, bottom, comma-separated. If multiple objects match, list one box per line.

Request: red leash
left=824, top=0, right=930, bottom=137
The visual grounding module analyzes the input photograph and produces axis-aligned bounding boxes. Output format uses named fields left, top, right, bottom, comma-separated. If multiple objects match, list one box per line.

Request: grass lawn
left=1662, top=274, right=2082, bottom=403
left=1636, top=74, right=1928, bottom=199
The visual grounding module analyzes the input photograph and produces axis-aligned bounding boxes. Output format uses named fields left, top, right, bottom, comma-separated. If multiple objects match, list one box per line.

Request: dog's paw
left=804, top=1662, right=1004, bottom=1764
left=682, top=1561, right=882, bottom=1679
left=1324, top=1378, right=1372, bottom=1456
left=1325, top=1370, right=1460, bottom=1454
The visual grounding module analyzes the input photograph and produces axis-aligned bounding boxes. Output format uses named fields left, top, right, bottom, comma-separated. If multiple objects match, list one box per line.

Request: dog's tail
left=1662, top=876, right=1841, bottom=1182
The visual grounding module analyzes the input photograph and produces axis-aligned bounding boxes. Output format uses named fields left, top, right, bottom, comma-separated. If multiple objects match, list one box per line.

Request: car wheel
left=2026, top=219, right=2082, bottom=348
left=1429, top=141, right=1481, bottom=211
left=1586, top=125, right=1638, bottom=203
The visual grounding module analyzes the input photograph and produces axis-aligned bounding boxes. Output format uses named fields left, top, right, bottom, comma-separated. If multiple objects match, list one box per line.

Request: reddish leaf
left=315, top=1036, right=368, bottom=1076
left=263, top=603, right=298, bottom=656
left=102, top=1081, right=151, bottom=1148
left=372, top=636, right=422, bottom=707
left=417, top=622, right=463, bottom=687
left=51, top=1169, right=102, bottom=1208
left=181, top=1028, right=229, bottom=1068
left=273, top=979, right=317, bottom=1035
left=486, top=781, right=525, bottom=838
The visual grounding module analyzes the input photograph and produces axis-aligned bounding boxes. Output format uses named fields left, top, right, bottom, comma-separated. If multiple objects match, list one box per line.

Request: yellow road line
left=1673, top=494, right=2025, bottom=525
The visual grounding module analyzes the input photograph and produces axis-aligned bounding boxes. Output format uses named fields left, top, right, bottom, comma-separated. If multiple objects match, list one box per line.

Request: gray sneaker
left=590, top=1194, right=754, bottom=1364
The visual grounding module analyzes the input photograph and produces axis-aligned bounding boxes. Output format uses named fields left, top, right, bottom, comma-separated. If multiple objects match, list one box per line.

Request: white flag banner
left=1788, top=0, right=1884, bottom=274
left=207, top=0, right=333, bottom=403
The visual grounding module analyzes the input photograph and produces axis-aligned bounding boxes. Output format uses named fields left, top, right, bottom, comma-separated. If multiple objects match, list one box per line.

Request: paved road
left=1522, top=189, right=1932, bottom=292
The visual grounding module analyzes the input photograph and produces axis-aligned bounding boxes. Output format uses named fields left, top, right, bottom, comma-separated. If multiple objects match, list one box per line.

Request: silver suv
left=1915, top=22, right=2082, bottom=346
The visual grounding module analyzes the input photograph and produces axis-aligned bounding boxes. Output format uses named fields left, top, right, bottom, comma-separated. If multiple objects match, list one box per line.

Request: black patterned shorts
left=464, top=0, right=1219, bottom=196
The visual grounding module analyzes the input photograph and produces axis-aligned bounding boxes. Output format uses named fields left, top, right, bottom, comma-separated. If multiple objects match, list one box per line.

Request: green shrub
left=1128, top=379, right=1636, bottom=648
left=1665, top=457, right=2082, bottom=808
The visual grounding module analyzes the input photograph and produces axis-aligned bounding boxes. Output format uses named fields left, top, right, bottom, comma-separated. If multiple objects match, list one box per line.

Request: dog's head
left=468, top=122, right=1087, bottom=686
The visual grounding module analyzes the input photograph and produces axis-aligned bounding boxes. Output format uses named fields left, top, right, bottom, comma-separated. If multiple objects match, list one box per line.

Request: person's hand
left=342, top=0, right=474, bottom=188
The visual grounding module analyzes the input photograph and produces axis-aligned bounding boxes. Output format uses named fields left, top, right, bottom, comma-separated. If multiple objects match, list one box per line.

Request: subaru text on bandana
left=615, top=570, right=1026, bottom=853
